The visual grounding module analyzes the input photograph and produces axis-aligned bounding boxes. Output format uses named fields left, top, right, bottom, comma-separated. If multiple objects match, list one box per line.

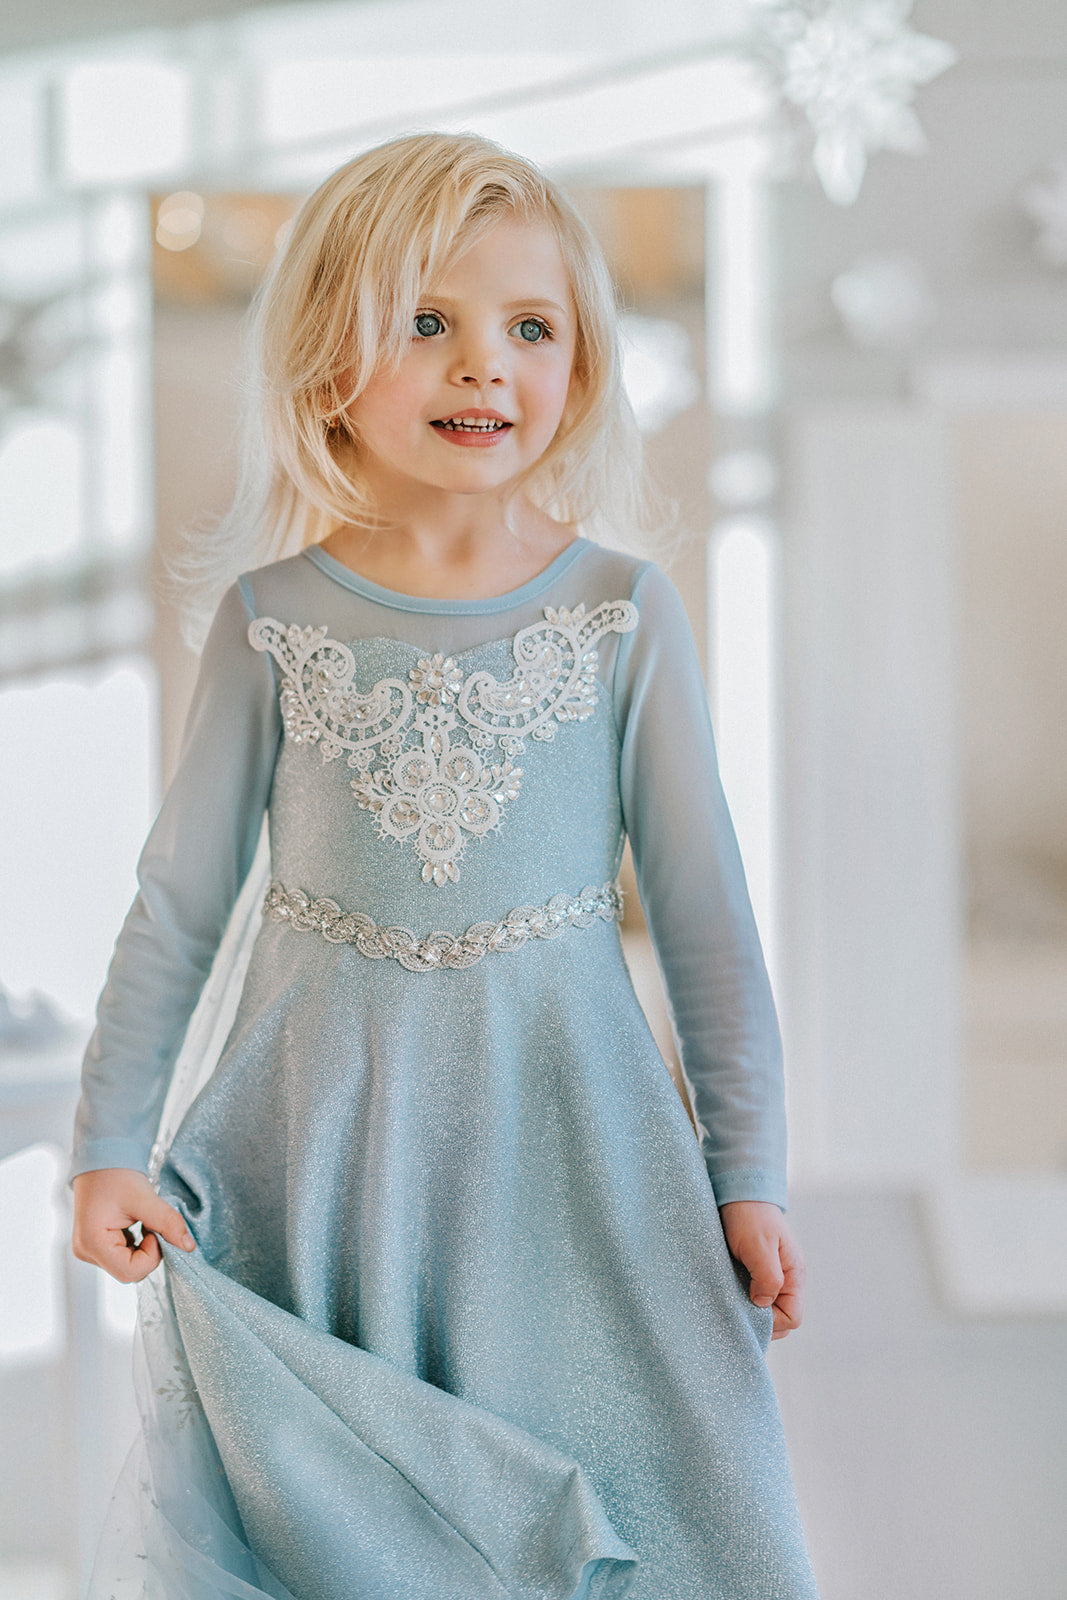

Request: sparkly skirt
left=87, top=899, right=819, bottom=1600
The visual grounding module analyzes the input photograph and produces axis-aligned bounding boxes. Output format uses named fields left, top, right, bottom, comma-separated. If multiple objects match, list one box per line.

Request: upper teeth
left=439, top=419, right=505, bottom=431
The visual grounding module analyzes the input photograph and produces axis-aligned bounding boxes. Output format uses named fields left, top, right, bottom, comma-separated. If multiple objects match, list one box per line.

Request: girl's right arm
left=69, top=577, right=281, bottom=1279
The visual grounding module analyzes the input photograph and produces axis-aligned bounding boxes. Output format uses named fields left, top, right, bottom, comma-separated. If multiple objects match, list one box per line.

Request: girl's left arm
left=612, top=562, right=804, bottom=1336
left=612, top=561, right=787, bottom=1211
left=67, top=578, right=281, bottom=1186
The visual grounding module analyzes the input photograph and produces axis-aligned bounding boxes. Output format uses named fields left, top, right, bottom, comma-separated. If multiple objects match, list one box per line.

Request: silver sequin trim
left=263, top=879, right=624, bottom=972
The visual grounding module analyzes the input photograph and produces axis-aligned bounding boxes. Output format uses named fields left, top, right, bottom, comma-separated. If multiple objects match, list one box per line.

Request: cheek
left=349, top=373, right=425, bottom=443
left=530, top=356, right=577, bottom=429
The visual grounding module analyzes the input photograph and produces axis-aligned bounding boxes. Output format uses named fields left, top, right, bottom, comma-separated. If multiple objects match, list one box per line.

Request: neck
left=322, top=489, right=576, bottom=602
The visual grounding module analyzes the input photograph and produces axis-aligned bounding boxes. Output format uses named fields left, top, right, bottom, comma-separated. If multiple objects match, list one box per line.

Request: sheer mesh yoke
left=260, top=537, right=634, bottom=658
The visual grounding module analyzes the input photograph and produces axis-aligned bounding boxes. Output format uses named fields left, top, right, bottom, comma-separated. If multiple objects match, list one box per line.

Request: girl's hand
left=71, top=1167, right=196, bottom=1284
left=718, top=1200, right=805, bottom=1341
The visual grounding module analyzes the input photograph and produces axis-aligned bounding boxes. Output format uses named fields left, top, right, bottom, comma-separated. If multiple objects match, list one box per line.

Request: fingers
left=722, top=1209, right=785, bottom=1306
left=769, top=1228, right=807, bottom=1339
left=104, top=1225, right=163, bottom=1284
left=718, top=1201, right=807, bottom=1339
left=748, top=1248, right=785, bottom=1308
left=770, top=1287, right=804, bottom=1340
left=70, top=1168, right=196, bottom=1284
left=140, top=1191, right=197, bottom=1255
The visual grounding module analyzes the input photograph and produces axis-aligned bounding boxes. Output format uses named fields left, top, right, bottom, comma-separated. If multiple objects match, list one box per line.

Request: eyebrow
left=422, top=295, right=570, bottom=316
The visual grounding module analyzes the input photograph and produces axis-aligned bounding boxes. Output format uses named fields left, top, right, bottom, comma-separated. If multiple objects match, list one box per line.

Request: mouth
left=430, top=417, right=512, bottom=434
left=429, top=410, right=514, bottom=448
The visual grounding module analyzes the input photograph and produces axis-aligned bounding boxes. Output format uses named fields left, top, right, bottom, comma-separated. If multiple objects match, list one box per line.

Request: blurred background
left=0, top=1, right=1065, bottom=1596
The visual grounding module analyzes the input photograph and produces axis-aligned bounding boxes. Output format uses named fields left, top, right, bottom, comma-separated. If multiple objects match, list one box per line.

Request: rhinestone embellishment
left=263, top=879, right=624, bottom=972
left=249, top=600, right=638, bottom=885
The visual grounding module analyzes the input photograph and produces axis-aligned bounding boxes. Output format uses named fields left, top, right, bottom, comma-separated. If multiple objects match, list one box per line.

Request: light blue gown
left=70, top=538, right=819, bottom=1599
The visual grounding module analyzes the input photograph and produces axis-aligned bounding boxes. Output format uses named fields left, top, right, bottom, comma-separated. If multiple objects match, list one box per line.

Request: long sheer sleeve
left=67, top=579, right=281, bottom=1185
left=612, top=562, right=787, bottom=1211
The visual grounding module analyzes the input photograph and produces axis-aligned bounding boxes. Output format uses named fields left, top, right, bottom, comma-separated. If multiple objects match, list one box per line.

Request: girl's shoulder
left=234, top=549, right=321, bottom=618
left=560, top=540, right=674, bottom=609
left=578, top=542, right=688, bottom=627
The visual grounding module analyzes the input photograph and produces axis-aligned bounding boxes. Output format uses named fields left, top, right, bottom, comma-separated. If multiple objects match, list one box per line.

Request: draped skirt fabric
left=89, top=1246, right=636, bottom=1600
left=87, top=906, right=819, bottom=1600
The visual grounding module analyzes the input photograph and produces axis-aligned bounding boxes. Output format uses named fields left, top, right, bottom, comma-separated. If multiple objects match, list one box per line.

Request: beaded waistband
left=263, top=879, right=623, bottom=972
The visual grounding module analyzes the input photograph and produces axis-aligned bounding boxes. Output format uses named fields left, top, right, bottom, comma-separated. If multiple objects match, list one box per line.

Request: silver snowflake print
left=155, top=1361, right=201, bottom=1430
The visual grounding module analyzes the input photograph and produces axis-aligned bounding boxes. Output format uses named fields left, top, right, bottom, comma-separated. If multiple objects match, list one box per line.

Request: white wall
left=780, top=402, right=961, bottom=1187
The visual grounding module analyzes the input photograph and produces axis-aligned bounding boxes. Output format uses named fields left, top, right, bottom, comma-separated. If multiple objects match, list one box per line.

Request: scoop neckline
left=302, top=537, right=590, bottom=614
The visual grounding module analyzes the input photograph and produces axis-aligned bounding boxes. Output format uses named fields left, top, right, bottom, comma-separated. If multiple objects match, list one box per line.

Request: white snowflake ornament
left=749, top=0, right=957, bottom=204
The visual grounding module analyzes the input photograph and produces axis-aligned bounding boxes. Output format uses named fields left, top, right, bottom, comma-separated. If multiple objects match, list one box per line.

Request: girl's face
left=341, top=216, right=578, bottom=508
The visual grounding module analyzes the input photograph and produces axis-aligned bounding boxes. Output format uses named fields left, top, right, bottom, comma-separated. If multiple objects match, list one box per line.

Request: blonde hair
left=175, top=130, right=672, bottom=643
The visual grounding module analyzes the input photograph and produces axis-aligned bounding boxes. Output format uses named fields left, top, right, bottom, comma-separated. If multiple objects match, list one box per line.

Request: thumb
left=747, top=1251, right=785, bottom=1308
left=140, top=1191, right=196, bottom=1253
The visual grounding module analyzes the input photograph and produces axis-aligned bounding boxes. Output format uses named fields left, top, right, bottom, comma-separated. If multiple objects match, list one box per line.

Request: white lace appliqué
left=249, top=600, right=638, bottom=885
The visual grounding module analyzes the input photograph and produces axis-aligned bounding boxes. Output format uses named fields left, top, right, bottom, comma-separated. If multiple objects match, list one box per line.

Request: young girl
left=70, top=131, right=820, bottom=1600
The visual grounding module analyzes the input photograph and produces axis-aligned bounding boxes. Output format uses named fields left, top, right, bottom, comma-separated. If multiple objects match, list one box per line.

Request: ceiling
left=3, top=0, right=1066, bottom=62
left=0, top=0, right=302, bottom=55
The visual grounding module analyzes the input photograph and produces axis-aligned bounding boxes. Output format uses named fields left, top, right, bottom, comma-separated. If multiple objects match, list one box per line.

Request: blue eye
left=515, top=318, right=549, bottom=343
left=414, top=312, right=443, bottom=338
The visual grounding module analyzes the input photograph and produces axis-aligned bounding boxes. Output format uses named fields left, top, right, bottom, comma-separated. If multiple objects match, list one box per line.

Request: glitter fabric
left=70, top=538, right=820, bottom=1599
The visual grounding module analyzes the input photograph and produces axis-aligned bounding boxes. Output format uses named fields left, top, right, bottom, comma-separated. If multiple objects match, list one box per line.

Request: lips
left=429, top=409, right=513, bottom=447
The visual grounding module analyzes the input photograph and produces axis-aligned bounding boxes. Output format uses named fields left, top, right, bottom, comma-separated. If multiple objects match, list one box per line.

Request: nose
left=449, top=327, right=507, bottom=387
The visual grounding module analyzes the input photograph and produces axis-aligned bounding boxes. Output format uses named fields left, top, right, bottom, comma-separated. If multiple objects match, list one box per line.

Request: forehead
left=426, top=216, right=574, bottom=311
